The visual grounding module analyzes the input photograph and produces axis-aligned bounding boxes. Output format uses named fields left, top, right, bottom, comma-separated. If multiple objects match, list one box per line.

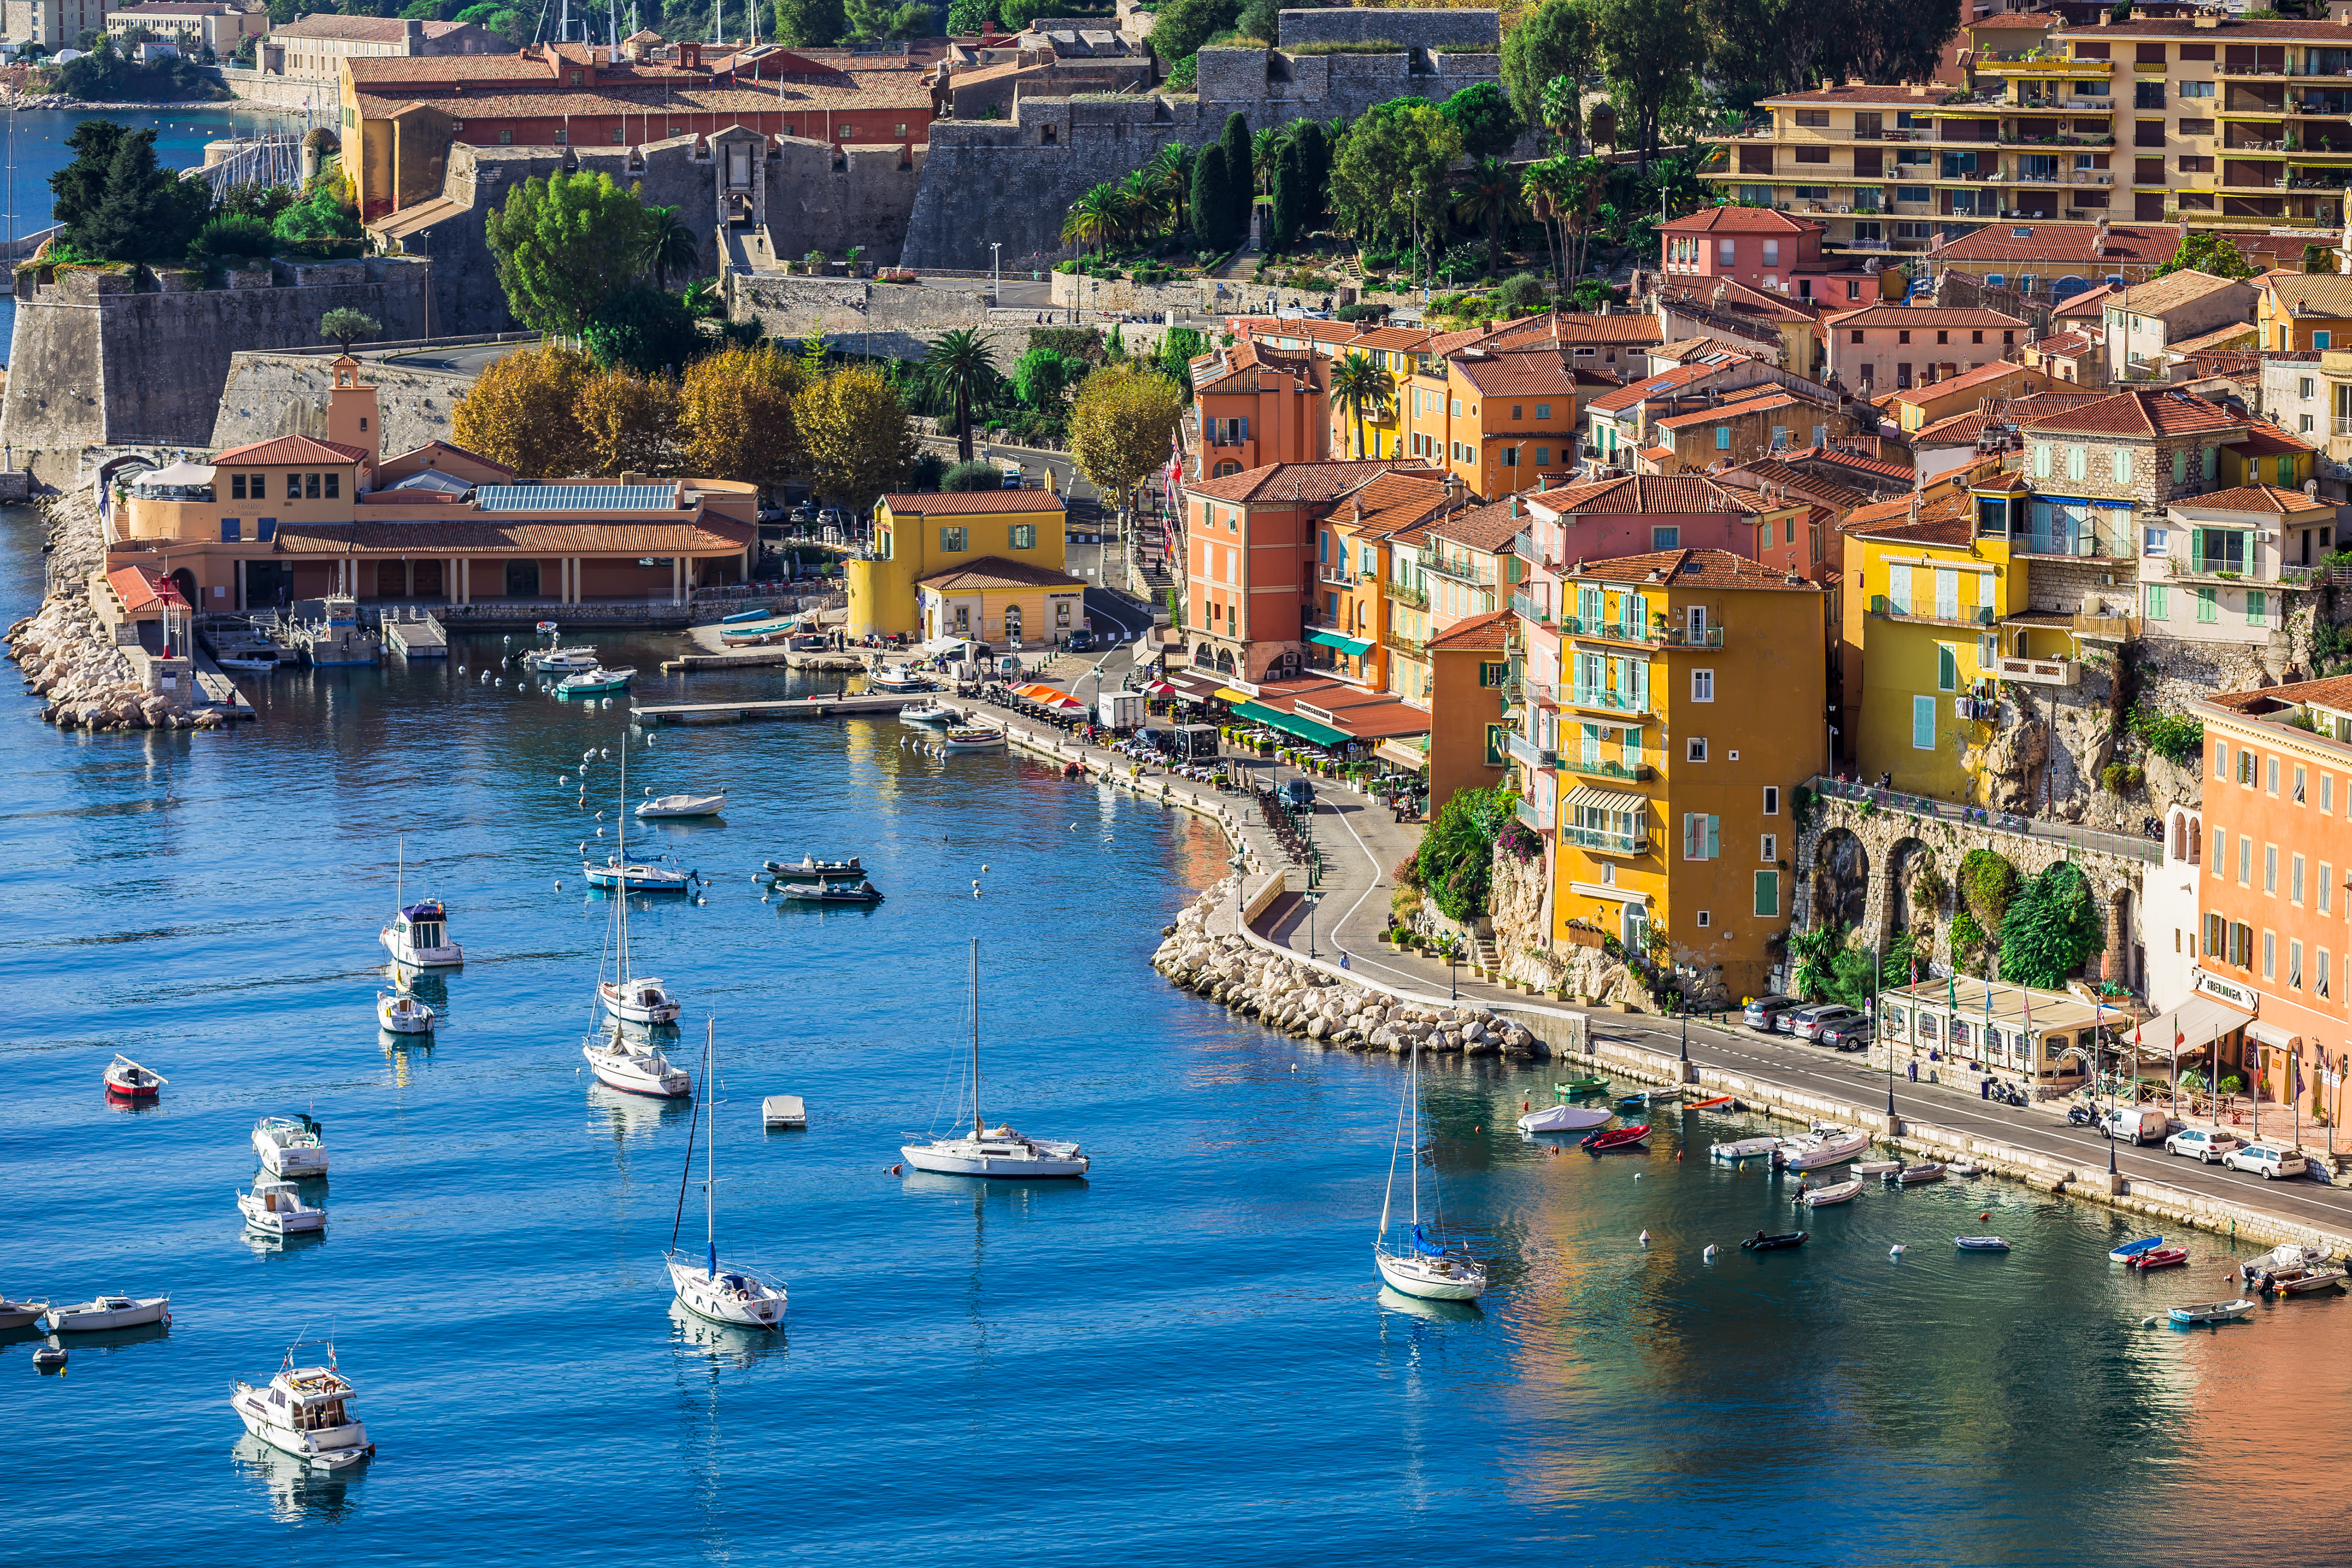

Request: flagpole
left=2105, top=1004, right=2117, bottom=1178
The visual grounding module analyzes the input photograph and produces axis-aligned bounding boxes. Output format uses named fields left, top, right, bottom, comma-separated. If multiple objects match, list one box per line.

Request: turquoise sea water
left=4, top=501, right=2352, bottom=1566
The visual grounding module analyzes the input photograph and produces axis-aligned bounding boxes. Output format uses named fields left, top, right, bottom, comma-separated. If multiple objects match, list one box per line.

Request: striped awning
left=1230, top=700, right=1349, bottom=747
left=1310, top=630, right=1375, bottom=657
left=1564, top=785, right=1648, bottom=816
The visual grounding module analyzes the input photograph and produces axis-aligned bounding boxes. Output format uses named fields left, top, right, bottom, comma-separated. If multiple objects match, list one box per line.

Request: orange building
left=1187, top=340, right=1328, bottom=480
left=1425, top=608, right=1512, bottom=810
left=2190, top=678, right=2352, bottom=1135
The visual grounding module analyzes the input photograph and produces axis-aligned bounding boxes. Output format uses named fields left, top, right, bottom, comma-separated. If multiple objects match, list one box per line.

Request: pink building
left=1818, top=304, right=2028, bottom=392
left=1658, top=207, right=1827, bottom=297
left=1515, top=474, right=1822, bottom=603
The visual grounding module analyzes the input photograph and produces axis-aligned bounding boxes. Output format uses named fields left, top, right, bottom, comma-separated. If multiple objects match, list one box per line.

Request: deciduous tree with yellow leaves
left=1068, top=363, right=1185, bottom=516
left=677, top=345, right=807, bottom=492
left=448, top=343, right=597, bottom=479
left=796, top=365, right=921, bottom=508
left=577, top=368, right=683, bottom=477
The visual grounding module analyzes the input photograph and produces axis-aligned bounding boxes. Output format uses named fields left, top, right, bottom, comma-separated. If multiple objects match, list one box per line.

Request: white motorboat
left=238, top=1177, right=326, bottom=1236
left=940, top=725, right=1005, bottom=750
left=102, top=1053, right=166, bottom=1099
left=380, top=838, right=463, bottom=967
left=1708, top=1136, right=1781, bottom=1162
left=377, top=989, right=435, bottom=1034
left=1797, top=1177, right=1866, bottom=1207
left=252, top=1115, right=328, bottom=1178
left=582, top=855, right=696, bottom=892
left=555, top=665, right=635, bottom=697
left=899, top=702, right=955, bottom=725
left=1780, top=1128, right=1871, bottom=1171
left=233, top=1341, right=374, bottom=1472
left=48, top=1293, right=169, bottom=1331
left=636, top=789, right=727, bottom=819
left=901, top=940, right=1090, bottom=1179
left=866, top=666, right=933, bottom=694
left=1374, top=1025, right=1487, bottom=1302
left=583, top=1028, right=693, bottom=1098
left=217, top=656, right=279, bottom=672
left=601, top=976, right=683, bottom=1025
left=1517, top=1101, right=1615, bottom=1133
left=525, top=645, right=599, bottom=672
left=0, top=1296, right=49, bottom=1330
left=666, top=1022, right=788, bottom=1330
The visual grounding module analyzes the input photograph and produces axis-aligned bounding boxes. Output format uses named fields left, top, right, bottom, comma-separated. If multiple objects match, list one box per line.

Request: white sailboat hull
left=900, top=1138, right=1089, bottom=1178
left=376, top=993, right=435, bottom=1034
left=583, top=1041, right=691, bottom=1098
left=599, top=979, right=682, bottom=1025
left=666, top=1253, right=786, bottom=1329
left=1375, top=1248, right=1487, bottom=1302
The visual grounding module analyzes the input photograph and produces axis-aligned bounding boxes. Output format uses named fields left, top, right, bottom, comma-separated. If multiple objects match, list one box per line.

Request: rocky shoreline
left=1151, top=882, right=1542, bottom=1057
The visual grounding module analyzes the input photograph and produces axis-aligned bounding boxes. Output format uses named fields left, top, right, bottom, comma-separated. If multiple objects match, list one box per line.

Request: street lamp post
left=2104, top=1015, right=2118, bottom=1177
left=990, top=241, right=1001, bottom=308
left=1229, top=851, right=1248, bottom=932
left=1448, top=938, right=1461, bottom=1001
left=1304, top=890, right=1323, bottom=960
left=1877, top=942, right=1893, bottom=1120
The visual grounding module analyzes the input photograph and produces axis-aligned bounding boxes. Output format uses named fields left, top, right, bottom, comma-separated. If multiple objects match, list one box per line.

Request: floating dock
left=384, top=614, right=448, bottom=658
left=632, top=692, right=916, bottom=724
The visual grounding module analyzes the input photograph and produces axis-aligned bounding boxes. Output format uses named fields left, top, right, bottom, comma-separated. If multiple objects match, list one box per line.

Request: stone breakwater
left=7, top=595, right=222, bottom=730
left=1150, top=882, right=1541, bottom=1057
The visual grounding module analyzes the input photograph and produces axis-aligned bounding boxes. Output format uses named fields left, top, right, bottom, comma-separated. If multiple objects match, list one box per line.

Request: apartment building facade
left=1820, top=304, right=2028, bottom=389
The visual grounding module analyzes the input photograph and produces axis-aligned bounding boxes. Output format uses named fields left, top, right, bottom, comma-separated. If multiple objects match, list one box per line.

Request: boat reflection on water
left=585, top=1079, right=695, bottom=1144
left=46, top=1318, right=172, bottom=1355
left=378, top=1030, right=434, bottom=1088
left=667, top=1299, right=788, bottom=1372
left=896, top=1168, right=1093, bottom=1203
left=102, top=1088, right=166, bottom=1117
left=242, top=1224, right=330, bottom=1260
left=1375, top=1285, right=1483, bottom=1324
left=231, top=1431, right=360, bottom=1525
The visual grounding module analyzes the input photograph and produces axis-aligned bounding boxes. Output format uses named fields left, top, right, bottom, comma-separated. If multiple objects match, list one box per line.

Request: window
left=1754, top=871, right=1780, bottom=917
left=2240, top=749, right=2256, bottom=787
left=1763, top=786, right=1779, bottom=816
left=610, top=127, right=625, bottom=144
left=940, top=527, right=968, bottom=551
left=499, top=128, right=514, bottom=145
left=1715, top=426, right=1730, bottom=450
left=1696, top=911, right=1712, bottom=928
left=2233, top=922, right=2253, bottom=968
left=2322, top=333, right=2336, bottom=352
left=231, top=474, right=247, bottom=499
left=1937, top=644, right=1958, bottom=692
left=2195, top=585, right=2217, bottom=623
left=1483, top=724, right=1510, bottom=766
left=1536, top=403, right=1551, bottom=420
left=1535, top=447, right=1550, bottom=466
left=2294, top=852, right=2307, bottom=903
left=2180, top=78, right=2214, bottom=96
left=2268, top=756, right=2279, bottom=794
left=2034, top=444, right=2052, bottom=479
left=323, top=473, right=338, bottom=499
left=1692, top=669, right=1715, bottom=702
left=2323, top=949, right=2335, bottom=1000
left=1009, top=524, right=1036, bottom=549
left=1687, top=737, right=1709, bottom=762
left=2206, top=911, right=2226, bottom=958
left=1763, top=240, right=1780, bottom=266
left=2174, top=448, right=2188, bottom=485
left=2265, top=843, right=2278, bottom=895
left=1898, top=329, right=1912, bottom=345
left=2067, top=445, right=2086, bottom=482
left=2327, top=775, right=2336, bottom=814
left=2295, top=765, right=2307, bottom=805
left=2248, top=590, right=2269, bottom=627
left=1912, top=693, right=1936, bottom=750
left=2264, top=930, right=2276, bottom=982
left=1719, top=238, right=1736, bottom=266
left=1682, top=813, right=1721, bottom=859
left=1478, top=661, right=1508, bottom=688
left=2147, top=583, right=2168, bottom=621
left=2114, top=450, right=2133, bottom=484
left=2143, top=525, right=2167, bottom=557
left=285, top=473, right=301, bottom=500
left=2240, top=834, right=2253, bottom=885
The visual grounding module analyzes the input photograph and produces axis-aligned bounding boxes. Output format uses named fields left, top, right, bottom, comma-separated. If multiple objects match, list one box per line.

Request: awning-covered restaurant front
left=1230, top=700, right=1349, bottom=747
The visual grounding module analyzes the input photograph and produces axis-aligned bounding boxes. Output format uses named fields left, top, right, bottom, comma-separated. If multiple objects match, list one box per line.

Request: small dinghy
left=1947, top=1161, right=1983, bottom=1178
left=525, top=645, right=599, bottom=672
left=32, top=1345, right=66, bottom=1371
left=49, top=1293, right=169, bottom=1331
left=1555, top=1076, right=1609, bottom=1095
left=1583, top=1124, right=1651, bottom=1152
left=2109, top=1235, right=2167, bottom=1263
left=2275, top=1267, right=2347, bottom=1295
left=637, top=790, right=728, bottom=819
left=1890, top=1162, right=1945, bottom=1185
left=2129, top=1247, right=2190, bottom=1271
left=102, top=1054, right=165, bottom=1099
left=1517, top=1102, right=1615, bottom=1133
left=584, top=855, right=697, bottom=892
left=1709, top=1136, right=1780, bottom=1162
left=2169, top=1299, right=2255, bottom=1325
left=941, top=725, right=1005, bottom=750
left=1613, top=1093, right=1650, bottom=1111
left=1742, top=1230, right=1808, bottom=1251
left=899, top=702, right=956, bottom=725
left=1797, top=1178, right=1864, bottom=1207
left=1686, top=1094, right=1734, bottom=1110
left=866, top=667, right=935, bottom=694
left=555, top=665, right=635, bottom=697
left=2241, top=1243, right=2326, bottom=1282
left=1854, top=1160, right=1903, bottom=1178
left=778, top=878, right=884, bottom=905
left=763, top=855, right=863, bottom=884
left=238, top=1178, right=326, bottom=1236
left=217, top=656, right=278, bottom=672
left=1956, top=1235, right=2011, bottom=1252
left=1782, top=1129, right=1871, bottom=1171
left=377, top=989, right=435, bottom=1034
left=600, top=976, right=683, bottom=1026
left=719, top=606, right=775, bottom=624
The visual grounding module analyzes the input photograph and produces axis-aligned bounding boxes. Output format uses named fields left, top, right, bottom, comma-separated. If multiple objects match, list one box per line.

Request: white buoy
left=601, top=749, right=610, bottom=759
left=1702, top=1244, right=1717, bottom=1261
left=560, top=775, right=569, bottom=785
left=1890, top=1244, right=1905, bottom=1257
left=1290, top=1063, right=1297, bottom=1071
left=596, top=826, right=605, bottom=837
left=1639, top=1230, right=1650, bottom=1247
left=1634, top=1172, right=1643, bottom=1181
left=555, top=880, right=562, bottom=890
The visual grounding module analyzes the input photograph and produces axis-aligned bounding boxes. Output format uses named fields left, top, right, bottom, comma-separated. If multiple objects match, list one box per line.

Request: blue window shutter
left=257, top=518, right=276, bottom=542
left=220, top=518, right=239, bottom=543
left=1912, top=694, right=1936, bottom=749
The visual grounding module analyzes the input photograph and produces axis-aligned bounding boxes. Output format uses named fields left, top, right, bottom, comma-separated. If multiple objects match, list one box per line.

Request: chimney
left=403, top=16, right=424, bottom=51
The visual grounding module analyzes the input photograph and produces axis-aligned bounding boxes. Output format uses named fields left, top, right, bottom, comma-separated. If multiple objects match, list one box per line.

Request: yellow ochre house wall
left=849, top=495, right=1070, bottom=639
left=1847, top=523, right=2023, bottom=803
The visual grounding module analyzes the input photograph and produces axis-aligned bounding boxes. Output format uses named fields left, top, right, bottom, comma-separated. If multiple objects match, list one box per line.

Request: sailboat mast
left=1409, top=1035, right=1420, bottom=1228
left=616, top=742, right=630, bottom=979
left=705, top=1020, right=716, bottom=1279
left=969, top=938, right=983, bottom=1139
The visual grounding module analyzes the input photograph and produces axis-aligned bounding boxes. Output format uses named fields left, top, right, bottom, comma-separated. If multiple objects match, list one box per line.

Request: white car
left=2165, top=1128, right=2244, bottom=1164
left=2221, top=1145, right=2309, bottom=1181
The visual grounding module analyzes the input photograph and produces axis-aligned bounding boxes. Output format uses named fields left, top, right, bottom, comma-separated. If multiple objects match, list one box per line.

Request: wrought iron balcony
left=1869, top=595, right=1997, bottom=626
left=1317, top=566, right=1360, bottom=588
left=1505, top=730, right=1557, bottom=772
left=1386, top=579, right=1428, bottom=609
left=1567, top=685, right=1651, bottom=717
left=1563, top=825, right=1649, bottom=857
left=1565, top=756, right=1654, bottom=782
left=1509, top=590, right=1554, bottom=624
left=1423, top=554, right=1483, bottom=587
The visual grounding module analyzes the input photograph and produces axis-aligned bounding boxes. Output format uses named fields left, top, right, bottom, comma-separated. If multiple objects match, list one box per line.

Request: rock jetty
left=1150, top=883, right=1540, bottom=1056
left=7, top=595, right=221, bottom=730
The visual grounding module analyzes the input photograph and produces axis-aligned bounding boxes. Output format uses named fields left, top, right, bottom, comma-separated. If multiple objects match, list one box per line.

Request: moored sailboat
left=900, top=940, right=1089, bottom=1178
left=665, top=1022, right=787, bottom=1330
left=1373, top=1031, right=1486, bottom=1302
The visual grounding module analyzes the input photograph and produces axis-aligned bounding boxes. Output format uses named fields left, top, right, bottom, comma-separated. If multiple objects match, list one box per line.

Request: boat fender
left=889, top=1164, right=903, bottom=1176
left=1632, top=1171, right=1641, bottom=1180
left=1980, top=1213, right=1990, bottom=1222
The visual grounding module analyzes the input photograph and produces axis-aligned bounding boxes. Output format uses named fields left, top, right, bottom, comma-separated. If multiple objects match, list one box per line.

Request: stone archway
left=2107, top=884, right=2135, bottom=991
left=1811, top=826, right=1870, bottom=936
left=1882, top=835, right=1935, bottom=950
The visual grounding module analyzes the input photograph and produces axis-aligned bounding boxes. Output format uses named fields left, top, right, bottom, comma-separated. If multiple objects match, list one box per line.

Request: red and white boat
left=1686, top=1094, right=1735, bottom=1111
left=2128, top=1247, right=2190, bottom=1271
left=102, top=1054, right=166, bottom=1099
left=1583, top=1124, right=1651, bottom=1152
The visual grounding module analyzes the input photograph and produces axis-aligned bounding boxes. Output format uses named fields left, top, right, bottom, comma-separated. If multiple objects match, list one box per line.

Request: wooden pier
left=384, top=613, right=448, bottom=658
left=632, top=692, right=917, bottom=724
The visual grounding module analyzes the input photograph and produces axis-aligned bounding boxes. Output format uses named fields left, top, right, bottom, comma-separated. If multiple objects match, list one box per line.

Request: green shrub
left=1412, top=786, right=1516, bottom=922
left=940, top=460, right=1004, bottom=492
left=2127, top=705, right=2203, bottom=763
left=1959, top=848, right=2019, bottom=928
left=1997, top=861, right=2103, bottom=988
left=2100, top=762, right=2145, bottom=793
left=1949, top=908, right=1987, bottom=960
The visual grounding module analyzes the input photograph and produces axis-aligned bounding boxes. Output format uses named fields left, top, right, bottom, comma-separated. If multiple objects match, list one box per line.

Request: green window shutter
left=1938, top=644, right=1957, bottom=691
left=1912, top=693, right=1937, bottom=749
left=1706, top=815, right=1719, bottom=858
left=1755, top=871, right=1779, bottom=917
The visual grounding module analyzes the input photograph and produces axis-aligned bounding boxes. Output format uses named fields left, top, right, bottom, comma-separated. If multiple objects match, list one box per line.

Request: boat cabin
left=393, top=902, right=447, bottom=951
left=1876, top=976, right=2134, bottom=1089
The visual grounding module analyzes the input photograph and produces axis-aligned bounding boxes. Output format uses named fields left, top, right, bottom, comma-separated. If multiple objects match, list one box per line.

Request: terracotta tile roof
left=1843, top=465, right=1990, bottom=545
left=2171, top=483, right=2330, bottom=516
left=1656, top=207, right=1824, bottom=234
left=1424, top=323, right=1504, bottom=356
left=1343, top=325, right=1433, bottom=352
left=2019, top=387, right=2243, bottom=437
left=2230, top=420, right=2316, bottom=458
left=911, top=554, right=1087, bottom=590
left=1329, top=470, right=1449, bottom=539
left=357, top=76, right=934, bottom=120
left=1968, top=9, right=2058, bottom=26
left=379, top=439, right=517, bottom=477
left=104, top=566, right=163, bottom=614
left=1650, top=336, right=1718, bottom=362
left=1888, top=360, right=2056, bottom=406
left=1449, top=349, right=1575, bottom=397
left=211, top=434, right=370, bottom=466
left=1928, top=223, right=2180, bottom=269
left=2208, top=673, right=2352, bottom=715
left=1822, top=305, right=2029, bottom=330
left=1183, top=460, right=1432, bottom=505
left=270, top=13, right=480, bottom=37
left=1712, top=459, right=1873, bottom=512
left=1483, top=311, right=1664, bottom=346
left=1530, top=473, right=1752, bottom=517
left=1651, top=393, right=1808, bottom=431
left=1663, top=278, right=1824, bottom=324
left=2165, top=320, right=2258, bottom=357
left=2113, top=269, right=2249, bottom=318
left=2032, top=329, right=2097, bottom=357
left=1582, top=355, right=1758, bottom=417
left=879, top=489, right=1067, bottom=515
left=1428, top=608, right=1511, bottom=650
left=1571, top=546, right=1820, bottom=591
left=274, top=517, right=754, bottom=553
left=2054, top=15, right=2352, bottom=36
left=2054, top=283, right=2121, bottom=319
left=1195, top=362, right=1311, bottom=396
left=344, top=53, right=550, bottom=82
left=1424, top=497, right=1528, bottom=555
left=2260, top=273, right=2352, bottom=319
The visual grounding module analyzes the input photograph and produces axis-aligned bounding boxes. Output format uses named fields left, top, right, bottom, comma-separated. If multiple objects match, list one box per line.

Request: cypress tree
left=1268, top=138, right=1304, bottom=250
left=1218, top=110, right=1252, bottom=233
left=1291, top=120, right=1328, bottom=229
left=1191, top=141, right=1234, bottom=253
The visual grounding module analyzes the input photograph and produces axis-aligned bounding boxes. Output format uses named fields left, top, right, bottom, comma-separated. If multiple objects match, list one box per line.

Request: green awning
left=1309, top=630, right=1374, bottom=657
left=1231, top=700, right=1351, bottom=747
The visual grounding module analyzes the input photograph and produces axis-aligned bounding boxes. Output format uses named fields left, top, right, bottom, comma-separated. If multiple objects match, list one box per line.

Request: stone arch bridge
left=1790, top=779, right=2161, bottom=990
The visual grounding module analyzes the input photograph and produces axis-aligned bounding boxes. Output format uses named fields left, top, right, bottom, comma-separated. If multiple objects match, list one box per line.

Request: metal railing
left=1317, top=566, right=1359, bottom=588
left=1563, top=825, right=1649, bottom=855
left=1870, top=595, right=1996, bottom=626
left=1423, top=554, right=1485, bottom=587
left=1505, top=730, right=1556, bottom=772
left=1567, top=686, right=1651, bottom=716
left=1383, top=631, right=1427, bottom=659
left=1565, top=757, right=1653, bottom=782
left=1508, top=590, right=1553, bottom=624
left=1386, top=579, right=1428, bottom=609
left=1808, top=775, right=2160, bottom=864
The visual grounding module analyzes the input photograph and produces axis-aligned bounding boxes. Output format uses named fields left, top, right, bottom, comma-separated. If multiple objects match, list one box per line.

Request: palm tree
left=640, top=204, right=699, bottom=289
left=1453, top=158, right=1528, bottom=279
left=1252, top=126, right=1280, bottom=196
left=1539, top=74, right=1581, bottom=154
left=1119, top=167, right=1166, bottom=238
left=1329, top=351, right=1393, bottom=460
left=924, top=327, right=1001, bottom=465
left=1062, top=183, right=1126, bottom=257
left=1147, top=143, right=1192, bottom=234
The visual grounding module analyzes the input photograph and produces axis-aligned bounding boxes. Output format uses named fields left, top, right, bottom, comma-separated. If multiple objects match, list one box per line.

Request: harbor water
left=5, top=504, right=2352, bottom=1566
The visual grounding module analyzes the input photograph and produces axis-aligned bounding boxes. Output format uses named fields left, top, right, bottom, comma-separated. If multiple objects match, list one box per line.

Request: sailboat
left=1373, top=1034, right=1487, bottom=1302
left=899, top=940, right=1090, bottom=1178
left=595, top=745, right=682, bottom=1026
left=380, top=837, right=463, bottom=968
left=665, top=1021, right=787, bottom=1330
left=582, top=742, right=692, bottom=1098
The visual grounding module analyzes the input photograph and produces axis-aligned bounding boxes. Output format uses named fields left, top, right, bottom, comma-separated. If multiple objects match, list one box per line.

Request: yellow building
left=2257, top=275, right=2352, bottom=354
left=1543, top=547, right=1827, bottom=1001
left=912, top=558, right=1087, bottom=650
left=848, top=489, right=1074, bottom=640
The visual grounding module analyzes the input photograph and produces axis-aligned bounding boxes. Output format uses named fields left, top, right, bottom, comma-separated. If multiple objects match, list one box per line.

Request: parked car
left=1820, top=1020, right=1872, bottom=1052
left=2097, top=1105, right=2171, bottom=1145
left=1743, top=995, right=1802, bottom=1033
left=1281, top=779, right=1316, bottom=812
left=2222, top=1144, right=2308, bottom=1180
left=1791, top=1005, right=1866, bottom=1043
left=1003, top=465, right=1028, bottom=488
left=2165, top=1127, right=2245, bottom=1164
